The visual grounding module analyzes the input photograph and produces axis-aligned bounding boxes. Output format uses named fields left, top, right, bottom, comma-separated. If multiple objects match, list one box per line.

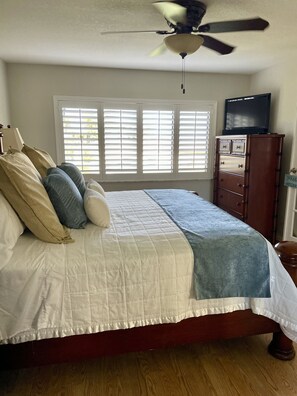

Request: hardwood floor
left=1, top=335, right=297, bottom=396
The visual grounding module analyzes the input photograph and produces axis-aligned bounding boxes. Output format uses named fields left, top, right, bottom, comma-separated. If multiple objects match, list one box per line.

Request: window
left=178, top=110, right=210, bottom=173
left=143, top=109, right=174, bottom=174
left=54, top=97, right=217, bottom=181
left=61, top=107, right=99, bottom=173
left=104, top=108, right=137, bottom=175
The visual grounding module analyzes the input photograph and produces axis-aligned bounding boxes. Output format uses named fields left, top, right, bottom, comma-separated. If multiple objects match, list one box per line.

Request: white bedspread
left=1, top=190, right=297, bottom=344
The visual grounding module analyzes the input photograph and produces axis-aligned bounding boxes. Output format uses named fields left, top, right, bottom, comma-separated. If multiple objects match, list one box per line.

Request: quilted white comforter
left=1, top=190, right=297, bottom=344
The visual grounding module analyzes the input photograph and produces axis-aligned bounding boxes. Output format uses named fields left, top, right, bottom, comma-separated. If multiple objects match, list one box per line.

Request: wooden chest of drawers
left=213, top=134, right=284, bottom=243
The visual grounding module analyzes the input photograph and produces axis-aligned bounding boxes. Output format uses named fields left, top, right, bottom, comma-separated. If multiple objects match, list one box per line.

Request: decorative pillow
left=87, top=179, right=105, bottom=197
left=0, top=192, right=25, bottom=250
left=58, top=162, right=86, bottom=197
left=44, top=168, right=88, bottom=229
left=0, top=151, right=73, bottom=244
left=22, top=144, right=56, bottom=177
left=84, top=188, right=110, bottom=228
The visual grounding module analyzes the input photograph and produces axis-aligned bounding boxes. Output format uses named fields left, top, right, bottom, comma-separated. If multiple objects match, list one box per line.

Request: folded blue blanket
left=145, top=189, right=270, bottom=300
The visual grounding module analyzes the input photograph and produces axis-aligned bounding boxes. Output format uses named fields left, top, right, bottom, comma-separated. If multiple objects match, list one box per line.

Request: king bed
left=0, top=146, right=297, bottom=370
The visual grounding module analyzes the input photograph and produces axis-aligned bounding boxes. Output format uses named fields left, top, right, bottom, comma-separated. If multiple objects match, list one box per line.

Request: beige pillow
left=22, top=144, right=56, bottom=177
left=0, top=151, right=73, bottom=244
left=84, top=188, right=110, bottom=228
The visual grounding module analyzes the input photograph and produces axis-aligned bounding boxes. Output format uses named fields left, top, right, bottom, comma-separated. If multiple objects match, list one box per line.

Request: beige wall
left=4, top=59, right=297, bottom=236
left=0, top=60, right=10, bottom=126
left=6, top=63, right=250, bottom=199
left=250, top=56, right=297, bottom=239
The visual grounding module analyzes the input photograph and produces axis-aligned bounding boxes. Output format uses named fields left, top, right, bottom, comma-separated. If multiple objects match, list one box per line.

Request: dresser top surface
left=216, top=133, right=284, bottom=139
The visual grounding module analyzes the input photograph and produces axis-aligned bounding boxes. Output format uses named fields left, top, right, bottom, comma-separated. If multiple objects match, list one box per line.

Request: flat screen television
left=223, top=93, right=271, bottom=135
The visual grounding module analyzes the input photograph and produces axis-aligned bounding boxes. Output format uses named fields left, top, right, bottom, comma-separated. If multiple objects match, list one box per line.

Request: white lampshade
left=1, top=127, right=24, bottom=152
left=164, top=34, right=204, bottom=55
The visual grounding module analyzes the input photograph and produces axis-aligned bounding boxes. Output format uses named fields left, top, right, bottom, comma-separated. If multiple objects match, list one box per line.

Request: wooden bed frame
left=0, top=133, right=295, bottom=370
left=0, top=308, right=295, bottom=370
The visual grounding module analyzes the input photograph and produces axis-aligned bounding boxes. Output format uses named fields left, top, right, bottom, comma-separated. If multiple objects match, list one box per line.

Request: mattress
left=1, top=190, right=297, bottom=344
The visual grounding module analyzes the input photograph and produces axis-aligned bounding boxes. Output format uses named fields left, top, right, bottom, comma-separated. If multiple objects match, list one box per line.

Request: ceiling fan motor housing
left=171, top=0, right=207, bottom=31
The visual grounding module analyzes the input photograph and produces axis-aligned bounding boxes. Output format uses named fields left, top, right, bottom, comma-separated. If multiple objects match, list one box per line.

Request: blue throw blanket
left=145, top=189, right=270, bottom=300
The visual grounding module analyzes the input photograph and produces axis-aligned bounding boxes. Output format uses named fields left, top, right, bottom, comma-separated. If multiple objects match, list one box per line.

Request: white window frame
left=54, top=96, right=217, bottom=182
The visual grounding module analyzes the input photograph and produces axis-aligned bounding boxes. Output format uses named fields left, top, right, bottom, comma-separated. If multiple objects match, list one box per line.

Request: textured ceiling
left=1, top=0, right=297, bottom=74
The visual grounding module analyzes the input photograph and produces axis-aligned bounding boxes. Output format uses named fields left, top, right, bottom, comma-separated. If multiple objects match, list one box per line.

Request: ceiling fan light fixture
left=164, top=34, right=204, bottom=55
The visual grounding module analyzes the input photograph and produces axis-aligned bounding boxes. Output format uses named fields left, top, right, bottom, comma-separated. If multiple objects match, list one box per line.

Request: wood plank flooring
left=1, top=334, right=297, bottom=396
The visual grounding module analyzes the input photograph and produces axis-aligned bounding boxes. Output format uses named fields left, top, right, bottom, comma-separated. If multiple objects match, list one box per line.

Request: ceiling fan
left=101, top=0, right=270, bottom=57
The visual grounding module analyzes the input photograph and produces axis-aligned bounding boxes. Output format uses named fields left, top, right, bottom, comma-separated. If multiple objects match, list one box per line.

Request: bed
left=0, top=147, right=297, bottom=370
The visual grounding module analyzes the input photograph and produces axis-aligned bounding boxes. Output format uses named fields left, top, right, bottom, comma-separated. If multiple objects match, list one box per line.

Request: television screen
left=223, top=93, right=271, bottom=135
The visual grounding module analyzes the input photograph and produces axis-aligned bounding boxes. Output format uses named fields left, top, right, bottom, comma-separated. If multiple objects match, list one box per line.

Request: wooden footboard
left=0, top=309, right=292, bottom=370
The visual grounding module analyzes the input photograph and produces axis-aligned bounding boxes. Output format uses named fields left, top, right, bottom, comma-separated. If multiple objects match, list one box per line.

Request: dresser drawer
left=231, top=139, right=246, bottom=155
left=217, top=188, right=245, bottom=215
left=217, top=172, right=245, bottom=194
left=219, top=139, right=231, bottom=154
left=219, top=155, right=246, bottom=175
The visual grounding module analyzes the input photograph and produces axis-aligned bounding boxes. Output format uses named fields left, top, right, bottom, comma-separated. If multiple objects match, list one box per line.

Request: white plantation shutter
left=55, top=97, right=216, bottom=180
left=104, top=108, right=137, bottom=174
left=61, top=107, right=99, bottom=173
left=143, top=110, right=174, bottom=173
left=178, top=110, right=210, bottom=173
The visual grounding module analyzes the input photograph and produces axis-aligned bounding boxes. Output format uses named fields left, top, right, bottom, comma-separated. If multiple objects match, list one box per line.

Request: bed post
left=268, top=241, right=297, bottom=360
left=268, top=331, right=295, bottom=360
left=0, top=124, right=4, bottom=155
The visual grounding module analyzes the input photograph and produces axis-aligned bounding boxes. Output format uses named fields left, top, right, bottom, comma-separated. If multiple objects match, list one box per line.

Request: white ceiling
left=1, top=0, right=297, bottom=74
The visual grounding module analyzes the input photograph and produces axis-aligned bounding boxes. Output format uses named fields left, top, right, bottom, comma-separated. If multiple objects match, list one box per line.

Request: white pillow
left=0, top=191, right=25, bottom=249
left=84, top=188, right=110, bottom=227
left=87, top=179, right=105, bottom=197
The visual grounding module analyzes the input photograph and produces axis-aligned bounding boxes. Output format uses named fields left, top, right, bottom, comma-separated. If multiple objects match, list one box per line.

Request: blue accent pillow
left=43, top=168, right=87, bottom=229
left=58, top=162, right=86, bottom=197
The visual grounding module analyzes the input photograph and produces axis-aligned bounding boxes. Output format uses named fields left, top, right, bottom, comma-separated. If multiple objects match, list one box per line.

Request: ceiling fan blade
left=149, top=43, right=168, bottom=57
left=101, top=30, right=171, bottom=35
left=153, top=1, right=187, bottom=25
left=200, top=35, right=235, bottom=55
left=198, top=17, right=269, bottom=33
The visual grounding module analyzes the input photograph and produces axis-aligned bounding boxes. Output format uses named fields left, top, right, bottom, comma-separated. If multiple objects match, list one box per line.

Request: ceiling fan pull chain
left=180, top=52, right=186, bottom=94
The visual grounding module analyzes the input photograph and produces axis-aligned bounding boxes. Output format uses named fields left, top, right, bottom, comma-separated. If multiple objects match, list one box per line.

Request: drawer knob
left=238, top=164, right=243, bottom=168
left=236, top=146, right=241, bottom=149
left=220, top=178, right=224, bottom=182
left=236, top=202, right=241, bottom=207
left=220, top=161, right=225, bottom=165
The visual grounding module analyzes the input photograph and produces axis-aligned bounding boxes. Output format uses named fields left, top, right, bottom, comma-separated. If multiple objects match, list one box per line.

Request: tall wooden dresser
left=213, top=134, right=284, bottom=243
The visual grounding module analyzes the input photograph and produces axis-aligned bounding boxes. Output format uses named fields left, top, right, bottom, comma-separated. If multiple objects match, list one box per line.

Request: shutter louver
left=104, top=108, right=137, bottom=174
left=61, top=107, right=99, bottom=173
left=143, top=110, right=174, bottom=173
left=178, top=111, right=210, bottom=173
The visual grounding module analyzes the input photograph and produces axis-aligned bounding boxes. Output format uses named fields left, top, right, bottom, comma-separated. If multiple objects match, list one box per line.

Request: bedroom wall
left=6, top=63, right=250, bottom=199
left=250, top=56, right=297, bottom=239
left=0, top=60, right=10, bottom=126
